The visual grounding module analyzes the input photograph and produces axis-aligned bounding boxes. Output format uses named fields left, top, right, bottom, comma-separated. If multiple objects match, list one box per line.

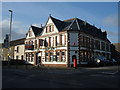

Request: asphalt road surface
left=2, top=65, right=120, bottom=88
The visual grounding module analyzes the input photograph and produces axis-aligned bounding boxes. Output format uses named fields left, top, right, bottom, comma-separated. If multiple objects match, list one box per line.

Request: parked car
left=104, top=59, right=111, bottom=65
left=93, top=56, right=107, bottom=66
left=109, top=59, right=117, bottom=65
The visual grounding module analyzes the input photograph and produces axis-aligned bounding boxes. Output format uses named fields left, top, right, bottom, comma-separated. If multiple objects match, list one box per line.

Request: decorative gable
left=41, top=16, right=59, bottom=36
left=26, top=27, right=35, bottom=39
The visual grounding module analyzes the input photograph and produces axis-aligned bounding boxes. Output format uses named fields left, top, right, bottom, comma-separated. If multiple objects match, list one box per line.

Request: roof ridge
left=31, top=25, right=41, bottom=29
left=64, top=18, right=76, bottom=22
left=67, top=18, right=76, bottom=30
left=76, top=19, right=80, bottom=30
left=10, top=38, right=25, bottom=42
left=50, top=16, right=63, bottom=22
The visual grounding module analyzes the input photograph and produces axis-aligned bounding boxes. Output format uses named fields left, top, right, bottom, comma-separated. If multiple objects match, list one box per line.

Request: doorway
left=38, top=56, right=41, bottom=64
left=21, top=55, right=23, bottom=60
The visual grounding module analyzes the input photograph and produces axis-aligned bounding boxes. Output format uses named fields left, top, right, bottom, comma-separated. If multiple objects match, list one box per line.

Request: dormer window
left=49, top=25, right=52, bottom=32
left=46, top=24, right=54, bottom=33
left=29, top=31, right=32, bottom=37
left=46, top=26, right=48, bottom=33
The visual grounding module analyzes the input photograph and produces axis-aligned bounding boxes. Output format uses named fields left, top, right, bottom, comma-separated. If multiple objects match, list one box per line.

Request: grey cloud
left=106, top=30, right=118, bottom=36
left=0, top=19, right=26, bottom=43
left=103, top=14, right=118, bottom=27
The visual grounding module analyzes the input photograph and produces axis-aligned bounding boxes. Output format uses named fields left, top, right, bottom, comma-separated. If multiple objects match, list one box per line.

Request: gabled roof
left=31, top=25, right=43, bottom=36
left=49, top=16, right=110, bottom=42
left=50, top=16, right=64, bottom=31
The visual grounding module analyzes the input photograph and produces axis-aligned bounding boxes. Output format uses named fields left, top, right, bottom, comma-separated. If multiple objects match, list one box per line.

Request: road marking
left=99, top=71, right=119, bottom=75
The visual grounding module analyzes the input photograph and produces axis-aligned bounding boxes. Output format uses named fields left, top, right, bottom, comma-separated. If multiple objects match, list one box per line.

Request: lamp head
left=9, top=10, right=12, bottom=12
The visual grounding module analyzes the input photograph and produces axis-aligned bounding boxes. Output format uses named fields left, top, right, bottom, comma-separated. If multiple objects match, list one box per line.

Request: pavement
left=2, top=65, right=120, bottom=88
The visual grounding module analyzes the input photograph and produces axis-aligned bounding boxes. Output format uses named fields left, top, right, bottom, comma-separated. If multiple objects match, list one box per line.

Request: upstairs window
left=46, top=27, right=48, bottom=33
left=46, top=25, right=54, bottom=33
left=39, top=39, right=43, bottom=46
left=45, top=52, right=49, bottom=62
left=44, top=38, right=48, bottom=47
left=17, top=46, right=19, bottom=53
left=29, top=31, right=32, bottom=37
left=49, top=25, right=52, bottom=32
left=55, top=36, right=58, bottom=46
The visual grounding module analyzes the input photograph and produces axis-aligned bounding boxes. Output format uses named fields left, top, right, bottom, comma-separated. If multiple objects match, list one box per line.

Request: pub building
left=25, top=16, right=111, bottom=67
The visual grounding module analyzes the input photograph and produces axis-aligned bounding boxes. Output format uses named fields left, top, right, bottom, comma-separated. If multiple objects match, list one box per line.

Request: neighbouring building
left=113, top=43, right=120, bottom=53
left=111, top=43, right=120, bottom=61
left=2, top=38, right=25, bottom=61
left=25, top=16, right=111, bottom=67
left=14, top=38, right=25, bottom=60
left=0, top=43, right=4, bottom=61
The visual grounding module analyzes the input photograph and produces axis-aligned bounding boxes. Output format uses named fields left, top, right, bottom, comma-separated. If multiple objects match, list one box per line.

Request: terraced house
left=25, top=16, right=111, bottom=67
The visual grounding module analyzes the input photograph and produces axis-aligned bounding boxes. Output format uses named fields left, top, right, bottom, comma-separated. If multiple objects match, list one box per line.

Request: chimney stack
left=41, top=24, right=42, bottom=28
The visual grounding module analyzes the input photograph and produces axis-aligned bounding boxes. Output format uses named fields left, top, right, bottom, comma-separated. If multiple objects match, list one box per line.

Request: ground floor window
left=80, top=50, right=87, bottom=62
left=45, top=52, right=49, bottom=62
left=56, top=51, right=60, bottom=62
left=26, top=53, right=34, bottom=62
left=50, top=52, right=53, bottom=62
left=61, top=51, right=65, bottom=62
left=31, top=54, right=34, bottom=62
left=16, top=56, right=19, bottom=60
left=44, top=50, right=66, bottom=62
left=29, top=53, right=31, bottom=61
left=80, top=50, right=94, bottom=62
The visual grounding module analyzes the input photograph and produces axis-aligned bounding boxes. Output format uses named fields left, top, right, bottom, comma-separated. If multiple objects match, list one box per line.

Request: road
left=2, top=65, right=120, bottom=88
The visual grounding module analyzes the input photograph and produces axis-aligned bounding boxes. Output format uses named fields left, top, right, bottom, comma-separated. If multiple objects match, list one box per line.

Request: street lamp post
left=8, top=10, right=13, bottom=66
left=9, top=10, right=13, bottom=44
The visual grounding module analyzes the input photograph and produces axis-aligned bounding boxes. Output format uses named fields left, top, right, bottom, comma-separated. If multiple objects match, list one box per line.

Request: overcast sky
left=1, top=2, right=118, bottom=43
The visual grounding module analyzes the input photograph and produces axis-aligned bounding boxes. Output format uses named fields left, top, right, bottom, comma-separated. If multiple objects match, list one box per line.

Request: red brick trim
left=52, top=25, right=54, bottom=31
left=25, top=32, right=67, bottom=44
left=34, top=52, right=36, bottom=65
left=34, top=40, right=37, bottom=49
left=78, top=31, right=81, bottom=64
left=64, top=34, right=66, bottom=46
left=53, top=37, right=54, bottom=46
left=55, top=36, right=57, bottom=46
left=45, top=50, right=54, bottom=52
left=48, top=37, right=50, bottom=47
left=36, top=31, right=67, bottom=39
left=48, top=52, right=50, bottom=61
left=67, top=32, right=70, bottom=67
left=38, top=39, right=40, bottom=48
left=59, top=35, right=62, bottom=45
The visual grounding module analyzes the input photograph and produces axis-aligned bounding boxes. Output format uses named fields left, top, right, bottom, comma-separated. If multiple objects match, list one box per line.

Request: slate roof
left=31, top=25, right=43, bottom=36
left=49, top=16, right=64, bottom=31
left=50, top=16, right=110, bottom=42
left=10, top=38, right=25, bottom=46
